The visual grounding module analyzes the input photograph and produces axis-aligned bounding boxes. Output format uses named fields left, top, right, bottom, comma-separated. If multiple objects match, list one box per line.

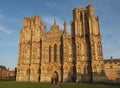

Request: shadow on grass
left=0, top=81, right=51, bottom=88
left=60, top=82, right=120, bottom=88
left=88, top=82, right=120, bottom=87
left=0, top=81, right=120, bottom=88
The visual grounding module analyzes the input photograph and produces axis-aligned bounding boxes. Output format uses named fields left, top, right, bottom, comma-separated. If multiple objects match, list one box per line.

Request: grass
left=60, top=82, right=120, bottom=88
left=0, top=81, right=120, bottom=88
left=0, top=81, right=51, bottom=88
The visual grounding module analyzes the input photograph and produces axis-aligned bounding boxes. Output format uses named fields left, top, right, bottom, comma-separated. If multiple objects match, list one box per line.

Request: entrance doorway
left=51, top=71, right=59, bottom=84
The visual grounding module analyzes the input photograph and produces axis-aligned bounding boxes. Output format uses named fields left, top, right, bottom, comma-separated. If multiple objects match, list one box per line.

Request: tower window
left=54, top=44, right=57, bottom=62
left=49, top=46, right=51, bottom=63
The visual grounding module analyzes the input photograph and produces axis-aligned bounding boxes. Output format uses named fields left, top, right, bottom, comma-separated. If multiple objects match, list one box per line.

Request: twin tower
left=16, top=5, right=106, bottom=82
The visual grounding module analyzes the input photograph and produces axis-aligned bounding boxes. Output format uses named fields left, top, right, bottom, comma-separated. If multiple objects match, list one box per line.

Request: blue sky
left=0, top=0, right=120, bottom=70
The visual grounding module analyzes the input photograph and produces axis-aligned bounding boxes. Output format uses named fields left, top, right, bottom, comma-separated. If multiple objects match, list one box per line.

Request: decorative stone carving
left=16, top=5, right=105, bottom=83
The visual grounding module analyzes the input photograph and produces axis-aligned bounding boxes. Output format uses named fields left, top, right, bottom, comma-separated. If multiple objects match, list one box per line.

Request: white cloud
left=42, top=16, right=54, bottom=27
left=45, top=1, right=56, bottom=8
left=0, top=14, right=12, bottom=34
left=0, top=25, right=11, bottom=34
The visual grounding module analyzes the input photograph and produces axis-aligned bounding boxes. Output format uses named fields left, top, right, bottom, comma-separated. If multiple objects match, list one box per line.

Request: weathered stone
left=104, top=57, right=120, bottom=82
left=16, top=5, right=105, bottom=82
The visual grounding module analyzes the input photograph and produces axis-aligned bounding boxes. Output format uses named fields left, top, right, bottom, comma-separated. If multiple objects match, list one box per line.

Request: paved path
left=51, top=84, right=61, bottom=88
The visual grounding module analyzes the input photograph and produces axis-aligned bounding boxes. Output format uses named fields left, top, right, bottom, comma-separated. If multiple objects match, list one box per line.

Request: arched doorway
left=51, top=71, right=59, bottom=84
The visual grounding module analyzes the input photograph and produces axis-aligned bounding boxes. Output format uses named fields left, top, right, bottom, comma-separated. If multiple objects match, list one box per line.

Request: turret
left=63, top=20, right=67, bottom=33
left=34, top=16, right=40, bottom=25
left=73, top=8, right=79, bottom=21
left=54, top=19, right=56, bottom=26
left=43, top=24, right=46, bottom=34
left=24, top=17, right=28, bottom=26
left=87, top=4, right=94, bottom=17
left=50, top=19, right=60, bottom=31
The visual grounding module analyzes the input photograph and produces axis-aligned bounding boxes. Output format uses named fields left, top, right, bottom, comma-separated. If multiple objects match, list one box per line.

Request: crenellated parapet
left=19, top=16, right=44, bottom=44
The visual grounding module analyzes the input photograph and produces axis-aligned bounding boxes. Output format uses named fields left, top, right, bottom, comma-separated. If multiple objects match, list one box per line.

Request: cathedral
left=16, top=5, right=106, bottom=82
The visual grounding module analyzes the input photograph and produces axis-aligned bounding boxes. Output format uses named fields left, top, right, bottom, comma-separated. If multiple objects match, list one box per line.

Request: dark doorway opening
left=51, top=71, right=59, bottom=84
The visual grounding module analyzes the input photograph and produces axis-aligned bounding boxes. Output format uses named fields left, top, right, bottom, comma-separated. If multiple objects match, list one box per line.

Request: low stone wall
left=105, top=68, right=120, bottom=82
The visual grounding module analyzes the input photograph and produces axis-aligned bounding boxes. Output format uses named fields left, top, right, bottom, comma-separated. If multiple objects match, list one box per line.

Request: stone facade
left=104, top=57, right=120, bottom=82
left=16, top=5, right=105, bottom=82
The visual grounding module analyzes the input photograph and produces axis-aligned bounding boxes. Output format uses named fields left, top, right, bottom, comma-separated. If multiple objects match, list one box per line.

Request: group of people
left=51, top=71, right=58, bottom=84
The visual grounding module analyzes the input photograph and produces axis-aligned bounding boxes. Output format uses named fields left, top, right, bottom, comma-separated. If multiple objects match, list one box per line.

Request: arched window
left=81, top=43, right=85, bottom=55
left=49, top=46, right=51, bottom=62
left=60, top=44, right=63, bottom=63
left=54, top=44, right=57, bottom=62
left=95, top=43, right=98, bottom=60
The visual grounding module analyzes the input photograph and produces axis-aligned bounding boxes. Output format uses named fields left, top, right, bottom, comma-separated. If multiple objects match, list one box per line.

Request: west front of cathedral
left=16, top=5, right=106, bottom=82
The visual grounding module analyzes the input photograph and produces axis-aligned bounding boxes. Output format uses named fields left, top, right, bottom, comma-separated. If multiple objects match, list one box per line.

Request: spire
left=43, top=24, right=46, bottom=33
left=97, top=16, right=100, bottom=35
left=110, top=56, right=113, bottom=62
left=54, top=19, right=56, bottom=26
left=64, top=20, right=66, bottom=33
left=87, top=4, right=94, bottom=17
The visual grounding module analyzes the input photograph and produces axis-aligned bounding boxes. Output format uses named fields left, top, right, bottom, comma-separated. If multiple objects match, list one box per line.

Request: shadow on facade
left=63, top=71, right=106, bottom=83
left=51, top=71, right=59, bottom=84
left=105, top=70, right=120, bottom=83
left=117, top=70, right=120, bottom=80
left=67, top=72, right=76, bottom=82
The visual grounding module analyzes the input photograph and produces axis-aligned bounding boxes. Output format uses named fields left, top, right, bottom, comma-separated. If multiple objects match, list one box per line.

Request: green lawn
left=0, top=81, right=120, bottom=88
left=0, top=81, right=51, bottom=88
left=61, top=83, right=120, bottom=88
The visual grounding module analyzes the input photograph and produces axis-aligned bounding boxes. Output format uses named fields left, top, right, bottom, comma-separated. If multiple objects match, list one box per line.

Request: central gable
left=42, top=19, right=64, bottom=40
left=50, top=19, right=61, bottom=34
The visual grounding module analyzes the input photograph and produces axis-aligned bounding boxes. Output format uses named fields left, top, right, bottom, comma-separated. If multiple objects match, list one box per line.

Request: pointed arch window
left=54, top=44, right=57, bottom=62
left=60, top=44, right=63, bottom=64
left=49, top=46, right=51, bottom=63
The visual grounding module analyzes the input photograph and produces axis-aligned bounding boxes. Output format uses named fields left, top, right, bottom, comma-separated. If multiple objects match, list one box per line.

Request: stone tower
left=16, top=16, right=43, bottom=82
left=16, top=5, right=105, bottom=82
left=71, top=5, right=105, bottom=82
